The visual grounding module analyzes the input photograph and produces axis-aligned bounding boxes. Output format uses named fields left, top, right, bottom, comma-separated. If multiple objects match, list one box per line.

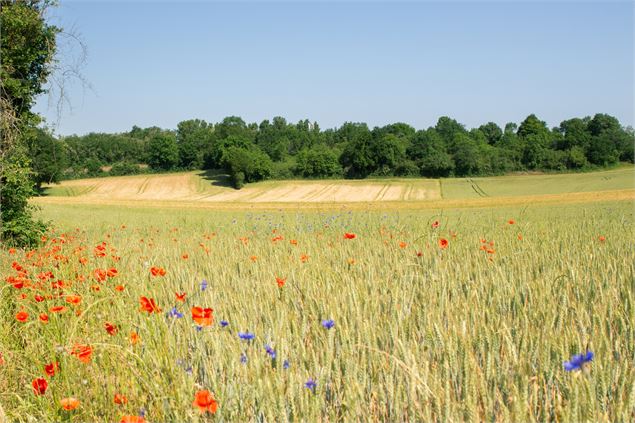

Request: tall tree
left=1, top=0, right=59, bottom=246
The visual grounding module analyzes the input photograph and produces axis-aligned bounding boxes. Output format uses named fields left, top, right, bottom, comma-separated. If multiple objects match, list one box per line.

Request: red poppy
left=60, top=397, right=80, bottom=411
left=438, top=238, right=449, bottom=249
left=44, top=361, right=60, bottom=377
left=65, top=295, right=81, bottom=305
left=105, top=322, right=118, bottom=336
left=34, top=294, right=44, bottom=302
left=343, top=233, right=356, bottom=239
left=598, top=235, right=606, bottom=242
left=139, top=296, right=161, bottom=313
left=276, top=277, right=286, bottom=288
left=32, top=378, right=48, bottom=395
left=114, top=285, right=125, bottom=292
left=70, top=344, right=93, bottom=363
left=175, top=292, right=186, bottom=302
left=191, top=307, right=213, bottom=326
left=193, top=390, right=218, bottom=414
left=93, top=268, right=107, bottom=282
left=289, top=239, right=298, bottom=246
left=114, top=393, right=128, bottom=405
left=399, top=241, right=407, bottom=249
left=181, top=254, right=189, bottom=260
left=300, top=254, right=309, bottom=263
left=431, top=220, right=440, bottom=228
left=249, top=255, right=258, bottom=262
left=39, top=313, right=49, bottom=323
left=15, top=310, right=28, bottom=322
left=150, top=266, right=166, bottom=277
left=107, top=267, right=118, bottom=277
left=508, top=219, right=515, bottom=225
left=130, top=332, right=140, bottom=345
left=120, top=416, right=146, bottom=423
left=50, top=305, right=67, bottom=313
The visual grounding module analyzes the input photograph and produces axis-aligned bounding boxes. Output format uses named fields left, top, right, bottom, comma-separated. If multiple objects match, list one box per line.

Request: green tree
left=176, top=119, right=213, bottom=169
left=1, top=0, right=59, bottom=246
left=294, top=145, right=342, bottom=178
left=26, top=127, right=68, bottom=190
left=147, top=132, right=179, bottom=170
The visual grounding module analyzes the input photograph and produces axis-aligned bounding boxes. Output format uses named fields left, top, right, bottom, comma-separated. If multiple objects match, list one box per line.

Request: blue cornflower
left=168, top=307, right=184, bottom=319
left=220, top=320, right=229, bottom=327
left=200, top=279, right=208, bottom=291
left=564, top=351, right=594, bottom=371
left=240, top=353, right=248, bottom=364
left=238, top=332, right=255, bottom=341
left=139, top=408, right=146, bottom=418
left=304, top=378, right=317, bottom=392
left=321, top=319, right=335, bottom=330
left=283, top=360, right=290, bottom=369
left=195, top=325, right=203, bottom=332
left=264, top=344, right=276, bottom=359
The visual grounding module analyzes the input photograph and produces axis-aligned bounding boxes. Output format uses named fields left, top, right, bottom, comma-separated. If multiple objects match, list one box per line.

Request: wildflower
left=120, top=416, right=146, bottom=423
left=290, top=239, right=298, bottom=246
left=344, top=233, right=356, bottom=240
left=32, top=378, right=48, bottom=395
left=44, top=361, right=60, bottom=377
left=564, top=351, right=594, bottom=371
left=200, top=280, right=208, bottom=291
left=130, top=332, right=140, bottom=345
left=65, top=295, right=81, bottom=305
left=191, top=307, right=213, bottom=326
left=168, top=307, right=184, bottom=319
left=399, top=241, right=407, bottom=249
left=114, top=393, right=128, bottom=405
left=50, top=305, right=67, bottom=313
left=304, top=378, right=317, bottom=392
left=220, top=320, right=229, bottom=327
left=264, top=344, right=276, bottom=359
left=60, top=397, right=80, bottom=411
left=193, top=390, right=218, bottom=414
left=139, top=296, right=161, bottom=313
left=15, top=310, right=28, bottom=322
left=508, top=219, right=515, bottom=225
left=70, top=344, right=93, bottom=363
left=238, top=332, right=255, bottom=341
left=114, top=285, right=125, bottom=292
left=283, top=360, right=290, bottom=369
left=598, top=235, right=606, bottom=242
left=438, top=238, right=449, bottom=249
left=276, top=277, right=286, bottom=288
left=300, top=254, right=309, bottom=263
left=39, top=313, right=49, bottom=323
left=431, top=220, right=440, bottom=228
left=105, top=322, right=119, bottom=335
left=175, top=292, right=186, bottom=302
left=150, top=266, right=166, bottom=277
left=240, top=353, right=248, bottom=364
left=322, top=319, right=335, bottom=330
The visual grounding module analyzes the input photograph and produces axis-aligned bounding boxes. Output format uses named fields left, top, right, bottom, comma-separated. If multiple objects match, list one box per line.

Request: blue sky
left=35, top=1, right=634, bottom=135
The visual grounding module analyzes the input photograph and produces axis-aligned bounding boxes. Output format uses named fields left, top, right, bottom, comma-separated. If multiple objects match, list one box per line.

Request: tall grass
left=1, top=201, right=633, bottom=421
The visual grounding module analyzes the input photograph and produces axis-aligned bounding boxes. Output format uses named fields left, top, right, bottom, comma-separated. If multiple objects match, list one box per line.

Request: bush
left=394, top=160, right=420, bottom=177
left=109, top=161, right=140, bottom=176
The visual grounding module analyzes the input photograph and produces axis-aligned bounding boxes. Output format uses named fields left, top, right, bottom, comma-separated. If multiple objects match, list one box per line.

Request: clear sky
left=35, top=1, right=634, bottom=136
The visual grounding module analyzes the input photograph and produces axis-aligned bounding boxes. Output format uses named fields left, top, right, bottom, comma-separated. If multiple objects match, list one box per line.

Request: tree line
left=30, top=113, right=634, bottom=189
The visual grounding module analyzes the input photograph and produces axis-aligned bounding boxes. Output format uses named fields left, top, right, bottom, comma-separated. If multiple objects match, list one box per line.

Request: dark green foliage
left=26, top=128, right=68, bottom=190
left=147, top=132, right=179, bottom=170
left=1, top=0, right=58, bottom=246
left=294, top=145, right=342, bottom=178
left=223, top=147, right=272, bottom=189
left=176, top=119, right=213, bottom=169
left=109, top=161, right=141, bottom=176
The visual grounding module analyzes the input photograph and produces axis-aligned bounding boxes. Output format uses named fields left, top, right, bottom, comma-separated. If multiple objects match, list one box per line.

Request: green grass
left=440, top=167, right=634, bottom=199
left=1, top=200, right=633, bottom=421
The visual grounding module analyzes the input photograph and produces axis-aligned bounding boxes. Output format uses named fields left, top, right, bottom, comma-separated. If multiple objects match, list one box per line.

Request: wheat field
left=1, top=193, right=633, bottom=421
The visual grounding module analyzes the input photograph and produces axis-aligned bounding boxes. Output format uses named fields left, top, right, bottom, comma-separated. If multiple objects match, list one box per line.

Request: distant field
left=441, top=167, right=635, bottom=199
left=38, top=167, right=635, bottom=209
